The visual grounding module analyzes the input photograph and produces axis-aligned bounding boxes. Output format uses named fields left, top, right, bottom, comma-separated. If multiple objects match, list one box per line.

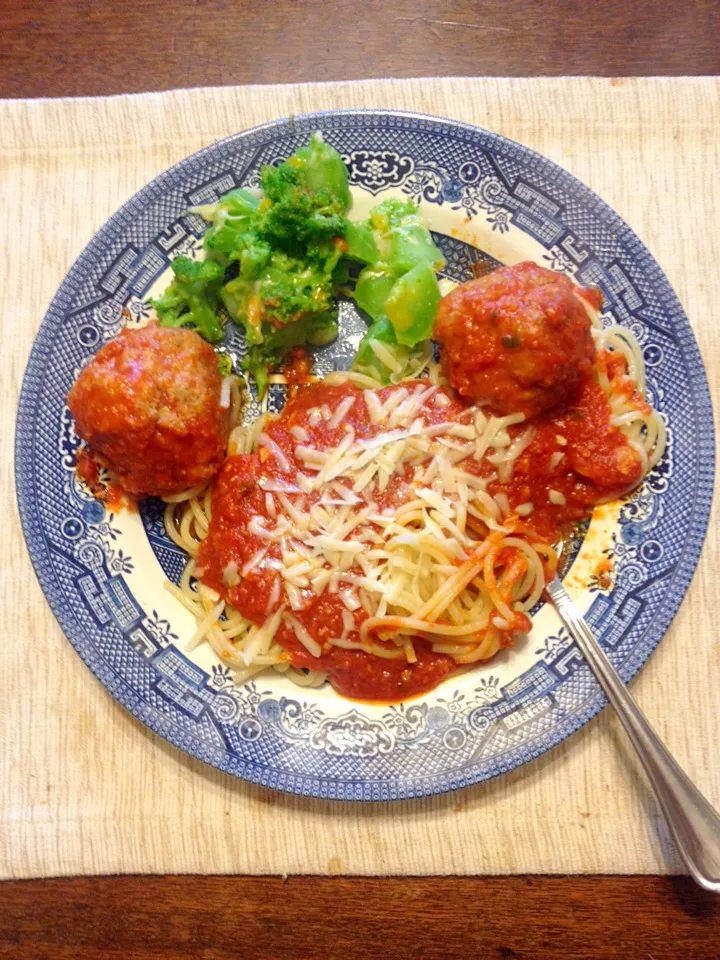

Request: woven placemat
left=1, top=77, right=718, bottom=878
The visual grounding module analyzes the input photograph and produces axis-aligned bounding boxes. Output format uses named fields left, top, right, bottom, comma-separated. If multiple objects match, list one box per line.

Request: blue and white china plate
left=16, top=111, right=714, bottom=800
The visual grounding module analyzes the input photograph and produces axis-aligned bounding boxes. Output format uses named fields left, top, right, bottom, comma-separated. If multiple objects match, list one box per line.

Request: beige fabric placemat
left=1, top=77, right=718, bottom=880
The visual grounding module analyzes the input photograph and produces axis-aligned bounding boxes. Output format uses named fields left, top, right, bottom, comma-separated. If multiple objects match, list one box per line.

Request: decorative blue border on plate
left=15, top=110, right=715, bottom=800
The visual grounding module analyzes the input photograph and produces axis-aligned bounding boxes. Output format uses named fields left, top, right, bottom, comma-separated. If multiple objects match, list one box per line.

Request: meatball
left=67, top=325, right=230, bottom=497
left=433, top=262, right=597, bottom=418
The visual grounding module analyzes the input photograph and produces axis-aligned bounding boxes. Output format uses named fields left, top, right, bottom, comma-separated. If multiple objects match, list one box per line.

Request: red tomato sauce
left=282, top=346, right=314, bottom=398
left=481, top=374, right=643, bottom=542
left=198, top=364, right=644, bottom=701
left=76, top=445, right=100, bottom=491
left=75, top=446, right=137, bottom=513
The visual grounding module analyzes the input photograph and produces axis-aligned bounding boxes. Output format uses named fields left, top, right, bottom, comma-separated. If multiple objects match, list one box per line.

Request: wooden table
left=2, top=2, right=719, bottom=957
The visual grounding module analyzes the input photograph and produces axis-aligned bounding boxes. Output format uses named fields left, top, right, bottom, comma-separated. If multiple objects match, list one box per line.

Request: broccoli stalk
left=368, top=198, right=444, bottom=272
left=385, top=260, right=441, bottom=347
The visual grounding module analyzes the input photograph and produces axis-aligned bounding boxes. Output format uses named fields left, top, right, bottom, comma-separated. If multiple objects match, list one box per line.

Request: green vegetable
left=390, top=221, right=444, bottom=273
left=354, top=263, right=400, bottom=323
left=150, top=256, right=225, bottom=342
left=223, top=135, right=350, bottom=388
left=343, top=220, right=379, bottom=264
left=221, top=248, right=340, bottom=349
left=244, top=312, right=338, bottom=397
left=351, top=316, right=426, bottom=385
left=284, top=132, right=352, bottom=211
left=331, top=259, right=352, bottom=286
left=385, top=260, right=441, bottom=347
left=198, top=189, right=262, bottom=261
left=349, top=198, right=444, bottom=365
left=150, top=134, right=354, bottom=395
left=368, top=198, right=444, bottom=272
left=151, top=136, right=446, bottom=396
left=217, top=353, right=233, bottom=376
left=260, top=134, right=350, bottom=258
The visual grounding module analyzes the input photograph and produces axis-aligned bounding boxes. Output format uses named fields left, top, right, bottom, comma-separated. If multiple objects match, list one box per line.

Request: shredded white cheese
left=327, top=396, right=355, bottom=430
left=219, top=376, right=233, bottom=409
left=207, top=381, right=562, bottom=668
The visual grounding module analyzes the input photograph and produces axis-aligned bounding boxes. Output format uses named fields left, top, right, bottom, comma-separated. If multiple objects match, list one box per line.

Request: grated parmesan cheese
left=364, top=390, right=386, bottom=424
left=206, top=379, right=562, bottom=667
left=327, top=396, right=355, bottom=430
left=223, top=560, right=240, bottom=587
left=257, top=433, right=292, bottom=473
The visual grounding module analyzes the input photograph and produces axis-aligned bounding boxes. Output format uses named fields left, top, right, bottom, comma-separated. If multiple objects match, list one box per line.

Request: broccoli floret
left=197, top=189, right=262, bottom=263
left=150, top=256, right=225, bottom=342
left=260, top=173, right=346, bottom=260
left=275, top=132, right=351, bottom=210
left=217, top=353, right=234, bottom=377
left=243, top=312, right=338, bottom=397
left=258, top=133, right=351, bottom=261
left=222, top=249, right=339, bottom=346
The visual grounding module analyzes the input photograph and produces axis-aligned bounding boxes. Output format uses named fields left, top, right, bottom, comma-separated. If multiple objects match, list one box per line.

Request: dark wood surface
left=1, top=875, right=719, bottom=959
left=0, top=0, right=719, bottom=98
left=2, top=0, right=719, bottom=956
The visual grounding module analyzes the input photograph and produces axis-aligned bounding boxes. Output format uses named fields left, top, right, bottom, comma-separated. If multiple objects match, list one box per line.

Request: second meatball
left=433, top=262, right=598, bottom=418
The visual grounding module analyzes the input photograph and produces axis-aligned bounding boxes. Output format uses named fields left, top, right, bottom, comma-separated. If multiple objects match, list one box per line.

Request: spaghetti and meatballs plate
left=16, top=111, right=712, bottom=799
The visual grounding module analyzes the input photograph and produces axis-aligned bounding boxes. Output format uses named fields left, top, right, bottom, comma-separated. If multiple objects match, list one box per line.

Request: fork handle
left=546, top=577, right=720, bottom=892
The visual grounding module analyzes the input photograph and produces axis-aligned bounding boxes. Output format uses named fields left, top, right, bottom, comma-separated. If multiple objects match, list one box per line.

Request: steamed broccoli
left=216, top=353, right=234, bottom=377
left=385, top=260, right=441, bottom=346
left=150, top=135, right=445, bottom=397
left=343, top=220, right=379, bottom=264
left=221, top=247, right=340, bottom=347
left=354, top=263, right=399, bottom=323
left=149, top=256, right=225, bottom=342
left=350, top=198, right=444, bottom=359
left=151, top=134, right=352, bottom=393
left=273, top=133, right=351, bottom=211
left=260, top=138, right=350, bottom=258
left=199, top=189, right=262, bottom=261
left=368, top=198, right=444, bottom=272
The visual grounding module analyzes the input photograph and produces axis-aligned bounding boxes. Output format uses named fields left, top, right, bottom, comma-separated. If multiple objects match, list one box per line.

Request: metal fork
left=546, top=577, right=720, bottom=892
